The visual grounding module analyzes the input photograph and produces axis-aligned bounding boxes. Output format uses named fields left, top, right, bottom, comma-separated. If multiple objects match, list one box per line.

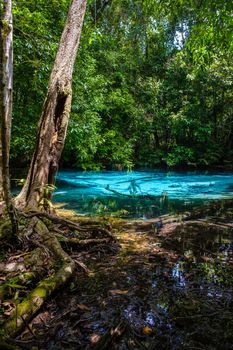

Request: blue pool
left=54, top=170, right=233, bottom=218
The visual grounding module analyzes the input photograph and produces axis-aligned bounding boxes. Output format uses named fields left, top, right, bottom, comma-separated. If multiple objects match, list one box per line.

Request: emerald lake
left=53, top=170, right=233, bottom=218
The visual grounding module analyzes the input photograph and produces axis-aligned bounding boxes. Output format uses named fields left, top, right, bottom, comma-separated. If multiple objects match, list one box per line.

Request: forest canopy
left=12, top=0, right=233, bottom=170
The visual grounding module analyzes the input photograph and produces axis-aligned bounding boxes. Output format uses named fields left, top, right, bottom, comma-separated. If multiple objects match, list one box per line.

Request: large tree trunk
left=0, top=0, right=13, bottom=211
left=15, top=0, right=87, bottom=210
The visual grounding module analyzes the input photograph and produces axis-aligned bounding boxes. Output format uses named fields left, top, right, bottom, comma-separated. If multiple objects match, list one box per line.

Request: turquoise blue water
left=54, top=170, right=233, bottom=218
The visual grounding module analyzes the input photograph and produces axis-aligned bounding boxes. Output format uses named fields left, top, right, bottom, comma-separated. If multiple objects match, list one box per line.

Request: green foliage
left=11, top=0, right=70, bottom=164
left=38, top=184, right=57, bottom=211
left=10, top=0, right=233, bottom=170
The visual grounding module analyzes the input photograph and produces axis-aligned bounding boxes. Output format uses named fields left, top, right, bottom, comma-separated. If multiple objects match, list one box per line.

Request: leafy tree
left=10, top=0, right=233, bottom=170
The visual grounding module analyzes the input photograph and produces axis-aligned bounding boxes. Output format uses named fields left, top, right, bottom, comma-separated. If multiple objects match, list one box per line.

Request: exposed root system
left=0, top=209, right=117, bottom=341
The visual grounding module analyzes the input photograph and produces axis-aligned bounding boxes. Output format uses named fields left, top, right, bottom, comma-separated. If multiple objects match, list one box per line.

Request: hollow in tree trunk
left=15, top=0, right=87, bottom=210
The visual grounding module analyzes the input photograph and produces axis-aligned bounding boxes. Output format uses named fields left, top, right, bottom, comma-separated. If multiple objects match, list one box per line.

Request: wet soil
left=11, top=209, right=233, bottom=350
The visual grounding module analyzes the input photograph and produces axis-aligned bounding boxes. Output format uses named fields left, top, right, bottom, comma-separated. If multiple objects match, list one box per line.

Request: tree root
left=0, top=219, right=13, bottom=240
left=0, top=205, right=118, bottom=342
left=1, top=208, right=117, bottom=340
left=3, top=218, right=75, bottom=338
left=23, top=210, right=114, bottom=238
left=56, top=234, right=112, bottom=247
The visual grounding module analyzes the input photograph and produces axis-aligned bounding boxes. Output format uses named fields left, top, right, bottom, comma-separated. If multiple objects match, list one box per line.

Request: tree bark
left=0, top=0, right=13, bottom=210
left=15, top=0, right=87, bottom=210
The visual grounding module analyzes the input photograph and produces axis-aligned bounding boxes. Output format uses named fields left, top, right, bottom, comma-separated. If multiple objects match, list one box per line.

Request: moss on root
left=4, top=264, right=73, bottom=336
left=3, top=218, right=75, bottom=338
left=0, top=219, right=13, bottom=240
left=1, top=210, right=115, bottom=340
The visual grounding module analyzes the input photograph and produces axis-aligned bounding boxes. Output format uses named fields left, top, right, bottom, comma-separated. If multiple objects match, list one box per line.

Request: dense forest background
left=12, top=0, right=233, bottom=170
